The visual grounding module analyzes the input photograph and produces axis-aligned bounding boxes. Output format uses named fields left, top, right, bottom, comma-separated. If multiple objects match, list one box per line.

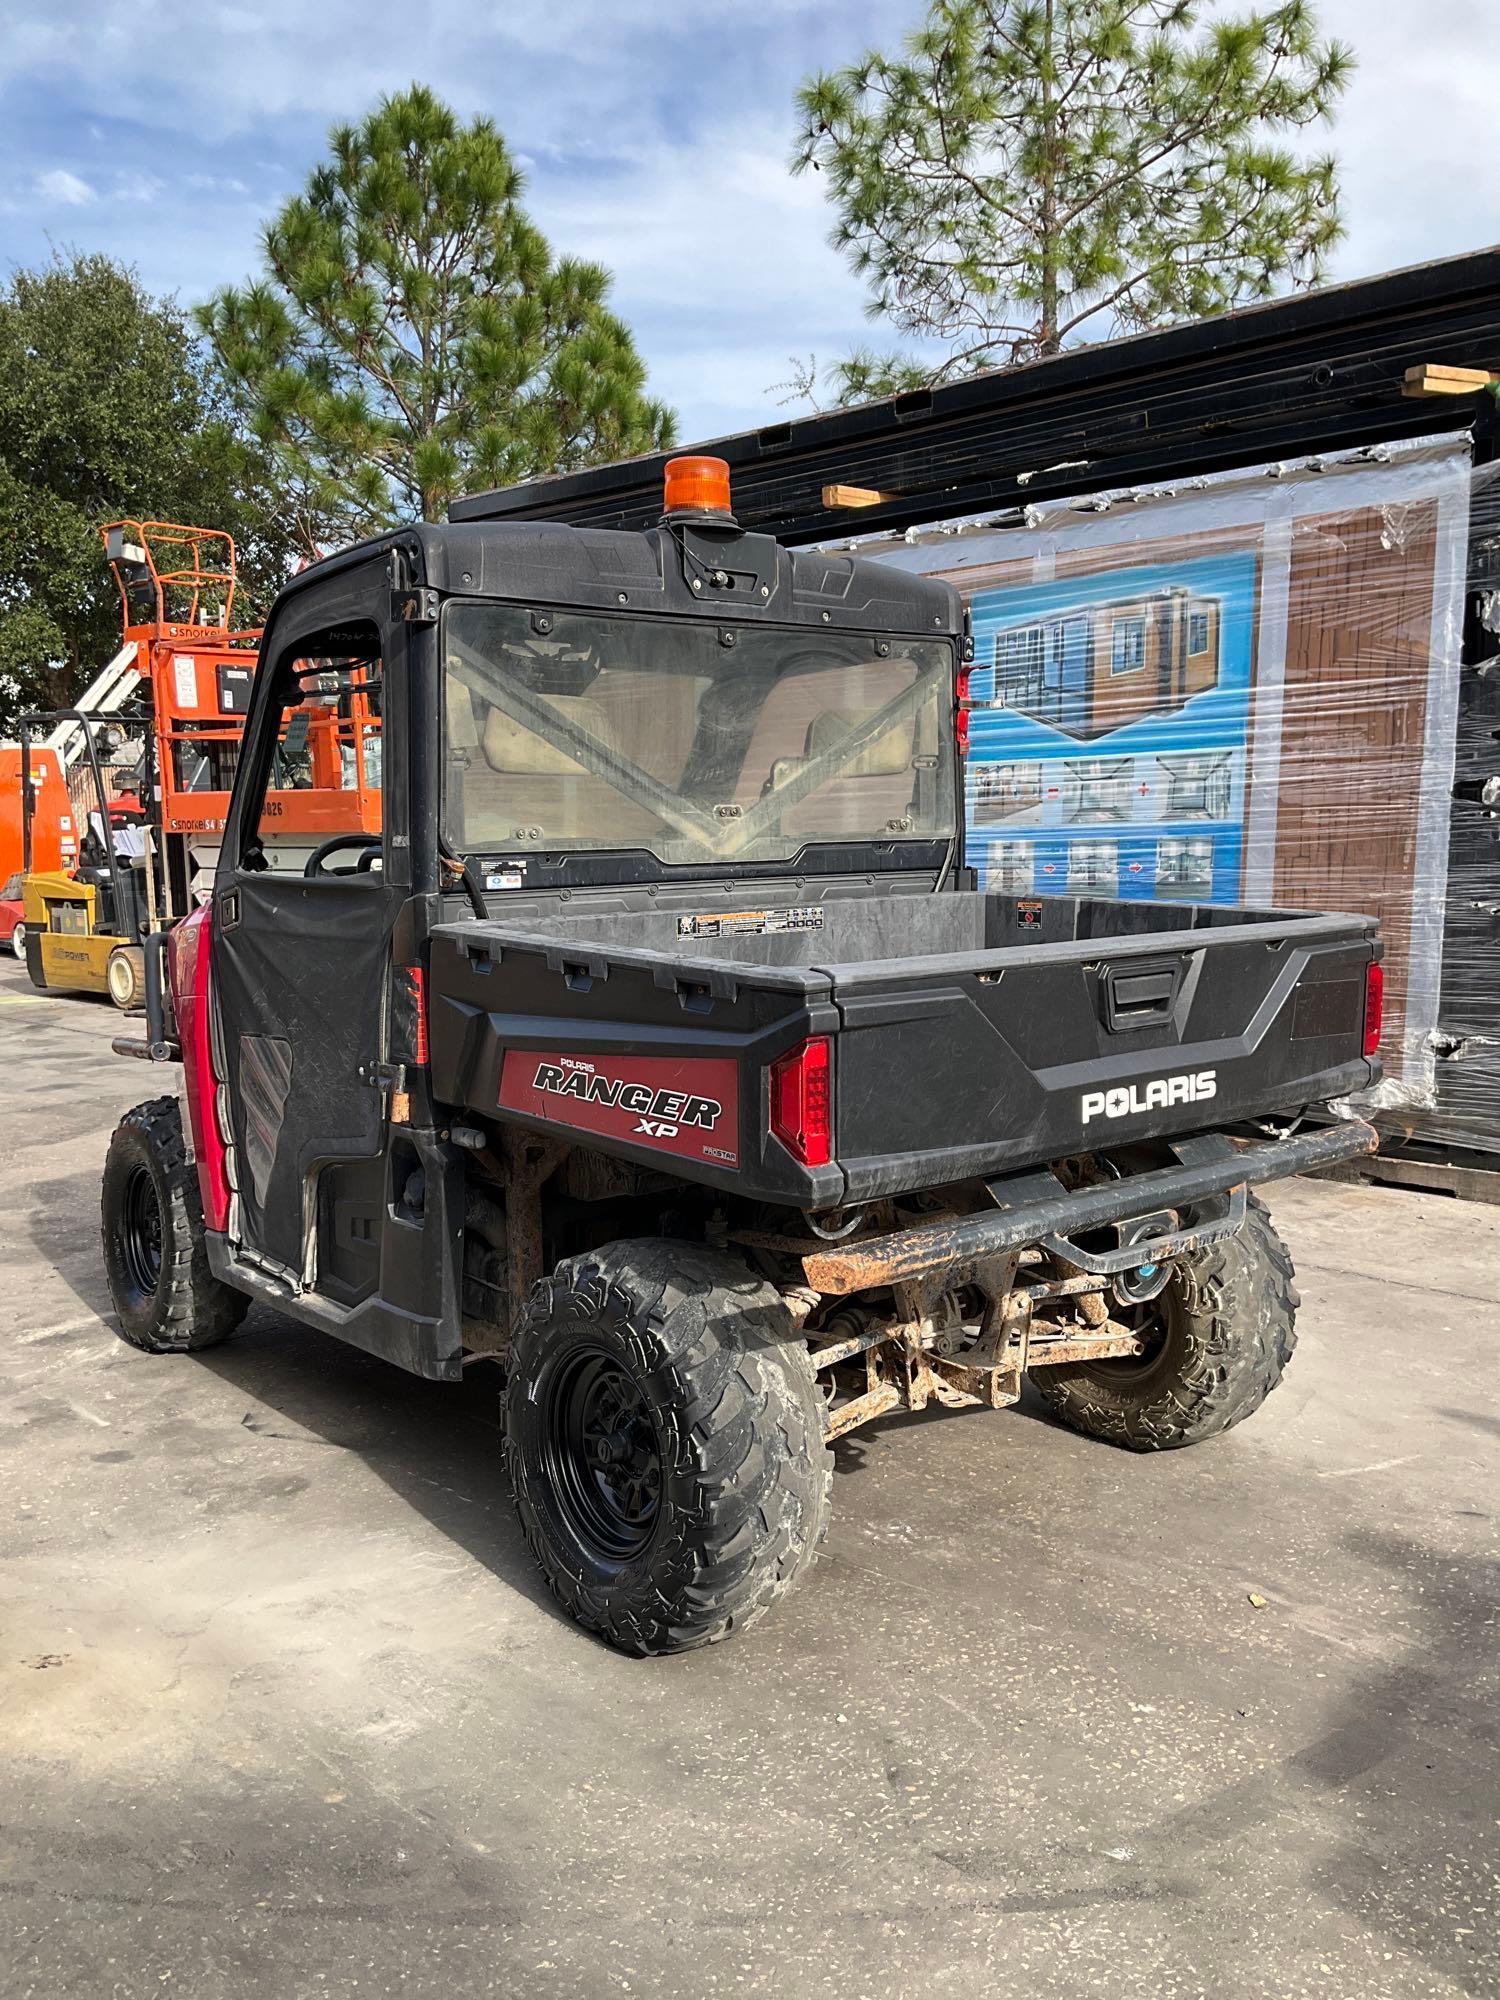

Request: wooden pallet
left=1315, top=1145, right=1500, bottom=1206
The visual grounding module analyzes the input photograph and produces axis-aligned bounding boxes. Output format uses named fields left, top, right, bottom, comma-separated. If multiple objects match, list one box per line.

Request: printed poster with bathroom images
left=964, top=552, right=1257, bottom=903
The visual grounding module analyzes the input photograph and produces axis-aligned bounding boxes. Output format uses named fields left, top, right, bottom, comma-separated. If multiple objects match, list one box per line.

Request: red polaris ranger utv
left=103, top=456, right=1382, bottom=1654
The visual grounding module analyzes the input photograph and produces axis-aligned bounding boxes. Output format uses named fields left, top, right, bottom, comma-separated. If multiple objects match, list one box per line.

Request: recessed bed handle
left=1102, top=958, right=1183, bottom=1030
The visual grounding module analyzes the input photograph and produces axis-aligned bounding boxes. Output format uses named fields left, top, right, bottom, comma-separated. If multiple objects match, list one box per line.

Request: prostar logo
left=1082, top=1070, right=1217, bottom=1124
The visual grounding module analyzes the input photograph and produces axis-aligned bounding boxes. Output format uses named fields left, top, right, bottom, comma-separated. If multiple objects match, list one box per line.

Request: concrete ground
left=0, top=954, right=1496, bottom=2000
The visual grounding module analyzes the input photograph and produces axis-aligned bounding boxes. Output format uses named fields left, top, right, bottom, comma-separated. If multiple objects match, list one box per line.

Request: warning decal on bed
left=676, top=906, right=824, bottom=939
left=499, top=1051, right=740, bottom=1166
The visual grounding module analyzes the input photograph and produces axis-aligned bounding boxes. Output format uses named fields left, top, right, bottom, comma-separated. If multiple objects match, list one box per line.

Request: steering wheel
left=303, top=834, right=383, bottom=879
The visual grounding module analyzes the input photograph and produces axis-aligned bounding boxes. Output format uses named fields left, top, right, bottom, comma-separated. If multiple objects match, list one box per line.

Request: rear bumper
left=802, top=1119, right=1378, bottom=1294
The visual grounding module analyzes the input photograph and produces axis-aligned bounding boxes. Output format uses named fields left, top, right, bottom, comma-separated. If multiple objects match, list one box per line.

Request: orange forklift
left=19, top=520, right=381, bottom=1006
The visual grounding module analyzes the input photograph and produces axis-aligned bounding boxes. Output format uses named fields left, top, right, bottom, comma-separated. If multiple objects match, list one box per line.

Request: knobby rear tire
left=1029, top=1192, right=1299, bottom=1451
left=503, top=1239, right=833, bottom=1656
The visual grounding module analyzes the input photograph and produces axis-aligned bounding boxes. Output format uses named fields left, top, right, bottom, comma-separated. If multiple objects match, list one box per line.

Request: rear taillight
left=1363, top=960, right=1383, bottom=1058
left=769, top=1037, right=832, bottom=1169
left=955, top=666, right=972, bottom=756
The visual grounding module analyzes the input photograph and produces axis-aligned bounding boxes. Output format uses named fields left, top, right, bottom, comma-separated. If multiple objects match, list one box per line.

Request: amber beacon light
left=663, top=455, right=734, bottom=519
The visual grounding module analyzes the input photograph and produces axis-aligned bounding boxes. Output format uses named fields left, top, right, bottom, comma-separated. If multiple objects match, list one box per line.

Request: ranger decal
left=499, top=1051, right=740, bottom=1167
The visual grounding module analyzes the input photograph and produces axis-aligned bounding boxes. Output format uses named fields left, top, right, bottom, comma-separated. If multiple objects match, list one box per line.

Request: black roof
left=451, top=245, right=1500, bottom=545
left=272, top=518, right=960, bottom=642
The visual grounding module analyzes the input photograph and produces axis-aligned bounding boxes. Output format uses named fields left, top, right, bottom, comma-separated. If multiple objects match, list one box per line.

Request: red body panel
left=169, top=905, right=231, bottom=1231
left=499, top=1051, right=741, bottom=1168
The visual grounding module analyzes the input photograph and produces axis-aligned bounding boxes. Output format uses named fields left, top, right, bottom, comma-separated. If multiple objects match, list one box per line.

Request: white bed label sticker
left=173, top=655, right=198, bottom=709
left=676, top=906, right=824, bottom=939
left=1082, top=1071, right=1216, bottom=1124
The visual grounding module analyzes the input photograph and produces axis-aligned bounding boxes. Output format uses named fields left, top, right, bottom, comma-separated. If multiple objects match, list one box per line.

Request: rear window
left=443, top=603, right=956, bottom=869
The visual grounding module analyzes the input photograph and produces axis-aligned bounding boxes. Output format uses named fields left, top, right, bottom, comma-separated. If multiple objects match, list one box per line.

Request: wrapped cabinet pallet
left=871, top=441, right=1479, bottom=1117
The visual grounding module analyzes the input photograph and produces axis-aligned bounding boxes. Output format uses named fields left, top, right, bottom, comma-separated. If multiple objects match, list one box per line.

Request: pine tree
left=794, top=0, right=1354, bottom=401
left=199, top=85, right=676, bottom=550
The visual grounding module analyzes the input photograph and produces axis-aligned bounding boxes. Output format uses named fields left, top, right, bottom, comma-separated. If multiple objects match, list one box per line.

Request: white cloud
left=112, top=171, right=164, bottom=204
left=1313, top=0, right=1500, bottom=280
left=35, top=166, right=96, bottom=205
left=513, top=119, right=878, bottom=434
left=4, top=0, right=1499, bottom=441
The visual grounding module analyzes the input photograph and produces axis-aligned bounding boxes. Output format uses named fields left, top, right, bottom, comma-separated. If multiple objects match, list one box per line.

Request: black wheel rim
left=539, top=1344, right=663, bottom=1565
left=1083, top=1283, right=1179, bottom=1384
left=120, top=1164, right=163, bottom=1298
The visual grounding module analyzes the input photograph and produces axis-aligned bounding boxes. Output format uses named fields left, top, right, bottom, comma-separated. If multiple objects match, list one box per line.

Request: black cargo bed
left=428, top=890, right=1380, bottom=1207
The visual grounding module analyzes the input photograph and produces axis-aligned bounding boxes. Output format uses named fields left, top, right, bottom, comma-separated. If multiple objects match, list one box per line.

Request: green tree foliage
left=0, top=254, right=296, bottom=731
left=794, top=0, right=1354, bottom=401
left=199, top=85, right=677, bottom=548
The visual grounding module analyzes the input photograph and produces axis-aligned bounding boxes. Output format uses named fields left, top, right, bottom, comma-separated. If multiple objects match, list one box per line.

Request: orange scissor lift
left=20, top=521, right=381, bottom=1006
left=108, top=520, right=382, bottom=889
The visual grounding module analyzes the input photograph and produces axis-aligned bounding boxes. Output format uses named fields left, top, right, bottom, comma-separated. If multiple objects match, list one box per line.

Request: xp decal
left=1082, top=1070, right=1217, bottom=1124
left=499, top=1051, right=740, bottom=1167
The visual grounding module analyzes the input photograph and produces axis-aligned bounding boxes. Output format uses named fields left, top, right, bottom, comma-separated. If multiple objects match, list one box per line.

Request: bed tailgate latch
left=1100, top=958, right=1185, bottom=1032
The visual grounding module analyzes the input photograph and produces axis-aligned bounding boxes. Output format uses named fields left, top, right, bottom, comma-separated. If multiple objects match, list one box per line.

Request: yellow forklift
left=19, top=708, right=157, bottom=1008
left=15, top=516, right=254, bottom=1010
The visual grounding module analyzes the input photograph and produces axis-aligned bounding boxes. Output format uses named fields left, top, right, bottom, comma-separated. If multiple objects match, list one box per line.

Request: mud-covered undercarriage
left=452, top=1121, right=1360, bottom=1446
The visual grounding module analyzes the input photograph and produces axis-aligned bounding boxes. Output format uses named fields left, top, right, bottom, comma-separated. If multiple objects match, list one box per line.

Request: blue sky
left=2, top=0, right=1497, bottom=446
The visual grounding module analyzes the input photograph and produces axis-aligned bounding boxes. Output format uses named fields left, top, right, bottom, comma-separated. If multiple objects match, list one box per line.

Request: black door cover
left=214, top=872, right=395, bottom=1278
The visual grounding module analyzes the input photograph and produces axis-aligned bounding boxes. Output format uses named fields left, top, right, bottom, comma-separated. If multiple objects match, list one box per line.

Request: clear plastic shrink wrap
left=869, top=441, right=1491, bottom=1125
